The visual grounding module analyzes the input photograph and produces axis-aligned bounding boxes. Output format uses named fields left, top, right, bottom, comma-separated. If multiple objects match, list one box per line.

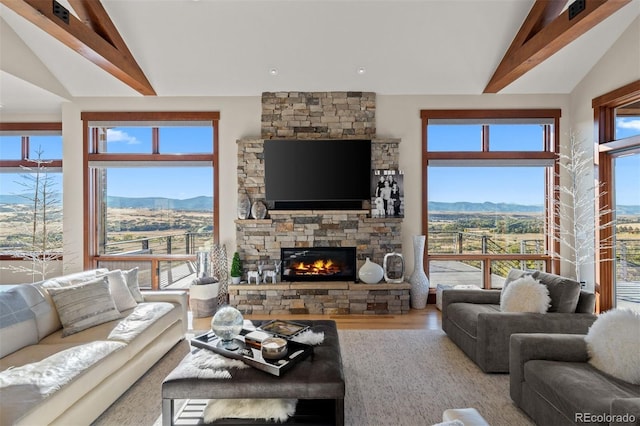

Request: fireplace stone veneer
left=228, top=281, right=411, bottom=315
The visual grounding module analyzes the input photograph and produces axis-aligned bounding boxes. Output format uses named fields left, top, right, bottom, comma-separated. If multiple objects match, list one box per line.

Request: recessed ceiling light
left=357, top=67, right=366, bottom=75
left=269, top=68, right=279, bottom=76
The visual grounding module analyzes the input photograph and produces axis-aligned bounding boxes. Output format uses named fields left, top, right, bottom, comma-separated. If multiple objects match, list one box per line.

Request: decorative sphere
left=211, top=306, right=244, bottom=342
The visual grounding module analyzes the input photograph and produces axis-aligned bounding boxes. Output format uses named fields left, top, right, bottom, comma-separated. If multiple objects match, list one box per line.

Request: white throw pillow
left=123, top=267, right=144, bottom=303
left=585, top=308, right=640, bottom=384
left=102, top=270, right=138, bottom=312
left=500, top=275, right=550, bottom=313
left=48, top=277, right=122, bottom=337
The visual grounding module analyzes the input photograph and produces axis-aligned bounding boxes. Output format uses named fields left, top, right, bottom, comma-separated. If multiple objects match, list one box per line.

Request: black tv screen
left=264, top=139, right=371, bottom=209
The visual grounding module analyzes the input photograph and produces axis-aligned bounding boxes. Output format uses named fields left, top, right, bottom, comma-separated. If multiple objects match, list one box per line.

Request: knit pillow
left=48, top=277, right=122, bottom=337
left=585, top=308, right=640, bottom=384
left=500, top=275, right=550, bottom=313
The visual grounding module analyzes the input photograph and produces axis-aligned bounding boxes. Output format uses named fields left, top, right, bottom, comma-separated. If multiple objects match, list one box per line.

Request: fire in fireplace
left=281, top=247, right=356, bottom=282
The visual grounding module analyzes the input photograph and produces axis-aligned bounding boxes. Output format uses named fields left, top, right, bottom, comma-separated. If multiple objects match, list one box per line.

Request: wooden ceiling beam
left=0, top=0, right=156, bottom=95
left=484, top=0, right=632, bottom=94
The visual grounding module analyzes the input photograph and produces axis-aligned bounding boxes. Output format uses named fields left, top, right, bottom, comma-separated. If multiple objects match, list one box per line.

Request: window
left=594, top=80, right=640, bottom=312
left=421, top=110, right=559, bottom=289
left=82, top=112, right=219, bottom=290
left=0, top=123, right=63, bottom=262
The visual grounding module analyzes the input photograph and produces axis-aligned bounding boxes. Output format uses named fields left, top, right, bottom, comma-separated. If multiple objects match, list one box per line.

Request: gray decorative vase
left=408, top=235, right=429, bottom=309
left=237, top=191, right=251, bottom=220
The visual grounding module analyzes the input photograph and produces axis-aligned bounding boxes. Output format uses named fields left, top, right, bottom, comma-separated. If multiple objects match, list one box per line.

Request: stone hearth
left=229, top=282, right=411, bottom=315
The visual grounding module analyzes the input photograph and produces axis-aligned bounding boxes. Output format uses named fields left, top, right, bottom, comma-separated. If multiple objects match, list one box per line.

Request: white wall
left=568, top=16, right=640, bottom=289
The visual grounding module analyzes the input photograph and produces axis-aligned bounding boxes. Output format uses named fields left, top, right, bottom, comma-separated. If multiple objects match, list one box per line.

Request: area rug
left=92, top=329, right=534, bottom=426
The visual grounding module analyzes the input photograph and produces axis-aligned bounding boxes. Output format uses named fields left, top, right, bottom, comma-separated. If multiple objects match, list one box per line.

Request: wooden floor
left=190, top=304, right=442, bottom=332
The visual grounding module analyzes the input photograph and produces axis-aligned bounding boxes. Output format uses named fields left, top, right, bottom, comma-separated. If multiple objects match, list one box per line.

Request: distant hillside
left=1, top=194, right=638, bottom=215
left=0, top=195, right=29, bottom=205
left=428, top=201, right=543, bottom=213
left=106, top=196, right=213, bottom=211
left=617, top=205, right=640, bottom=215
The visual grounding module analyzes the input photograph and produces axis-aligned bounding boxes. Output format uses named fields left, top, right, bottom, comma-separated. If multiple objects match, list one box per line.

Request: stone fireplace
left=230, top=91, right=409, bottom=315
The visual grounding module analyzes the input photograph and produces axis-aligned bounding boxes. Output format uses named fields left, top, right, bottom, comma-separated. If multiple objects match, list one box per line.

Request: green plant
left=230, top=252, right=242, bottom=278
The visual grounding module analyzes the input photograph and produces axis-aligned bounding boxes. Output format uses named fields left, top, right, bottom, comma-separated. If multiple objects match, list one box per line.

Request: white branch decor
left=4, top=148, right=63, bottom=282
left=553, top=132, right=614, bottom=283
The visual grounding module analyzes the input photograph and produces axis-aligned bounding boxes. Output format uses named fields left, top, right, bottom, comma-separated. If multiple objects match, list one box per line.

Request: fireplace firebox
left=280, top=247, right=357, bottom=282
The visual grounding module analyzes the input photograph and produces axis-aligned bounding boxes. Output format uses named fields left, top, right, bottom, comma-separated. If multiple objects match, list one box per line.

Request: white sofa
left=0, top=268, right=188, bottom=426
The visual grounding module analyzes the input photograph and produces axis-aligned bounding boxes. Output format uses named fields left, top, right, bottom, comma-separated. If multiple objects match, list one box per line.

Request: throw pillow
left=585, top=308, right=640, bottom=384
left=101, top=270, right=138, bottom=312
left=123, top=267, right=144, bottom=303
left=48, top=277, right=122, bottom=337
left=500, top=275, right=550, bottom=313
left=531, top=271, right=581, bottom=313
left=500, top=268, right=531, bottom=297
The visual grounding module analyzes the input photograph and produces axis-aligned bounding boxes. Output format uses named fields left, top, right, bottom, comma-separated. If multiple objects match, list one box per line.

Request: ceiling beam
left=0, top=0, right=156, bottom=96
left=484, top=0, right=632, bottom=94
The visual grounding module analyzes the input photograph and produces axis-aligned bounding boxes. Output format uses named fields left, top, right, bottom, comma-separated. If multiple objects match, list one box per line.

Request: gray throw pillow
left=48, top=276, right=122, bottom=337
left=531, top=271, right=581, bottom=313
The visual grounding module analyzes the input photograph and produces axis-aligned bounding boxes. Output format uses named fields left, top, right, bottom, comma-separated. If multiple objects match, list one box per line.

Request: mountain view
left=1, top=195, right=639, bottom=214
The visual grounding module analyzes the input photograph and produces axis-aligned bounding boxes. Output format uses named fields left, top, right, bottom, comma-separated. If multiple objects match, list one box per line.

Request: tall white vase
left=408, top=235, right=429, bottom=309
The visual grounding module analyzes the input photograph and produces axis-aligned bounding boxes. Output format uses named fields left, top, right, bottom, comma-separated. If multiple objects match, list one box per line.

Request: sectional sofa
left=0, top=268, right=188, bottom=425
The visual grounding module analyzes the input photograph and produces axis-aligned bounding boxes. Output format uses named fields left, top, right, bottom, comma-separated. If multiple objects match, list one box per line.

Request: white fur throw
left=203, top=398, right=297, bottom=423
left=198, top=327, right=324, bottom=423
left=585, top=308, right=640, bottom=384
left=500, top=275, right=550, bottom=313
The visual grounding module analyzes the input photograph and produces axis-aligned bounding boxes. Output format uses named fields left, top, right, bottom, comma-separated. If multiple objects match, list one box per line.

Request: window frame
left=0, top=122, right=63, bottom=261
left=81, top=112, right=220, bottom=289
left=593, top=80, right=640, bottom=312
left=421, top=109, right=561, bottom=288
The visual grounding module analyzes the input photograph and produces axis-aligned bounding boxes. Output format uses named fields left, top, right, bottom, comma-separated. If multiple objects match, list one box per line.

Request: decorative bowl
left=261, top=337, right=288, bottom=360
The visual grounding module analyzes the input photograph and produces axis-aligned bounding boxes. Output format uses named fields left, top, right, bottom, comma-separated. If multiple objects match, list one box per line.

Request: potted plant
left=230, top=252, right=242, bottom=284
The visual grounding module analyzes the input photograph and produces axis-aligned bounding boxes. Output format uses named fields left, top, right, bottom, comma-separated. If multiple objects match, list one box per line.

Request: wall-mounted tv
left=264, top=139, right=371, bottom=210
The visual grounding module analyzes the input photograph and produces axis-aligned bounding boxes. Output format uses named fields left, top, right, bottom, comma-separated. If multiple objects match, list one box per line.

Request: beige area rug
left=92, top=329, right=534, bottom=426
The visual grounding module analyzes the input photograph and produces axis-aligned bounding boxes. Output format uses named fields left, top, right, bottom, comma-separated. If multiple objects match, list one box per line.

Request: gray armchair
left=510, top=333, right=640, bottom=425
left=441, top=269, right=597, bottom=373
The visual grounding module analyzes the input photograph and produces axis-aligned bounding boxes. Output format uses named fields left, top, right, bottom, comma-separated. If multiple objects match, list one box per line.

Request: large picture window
left=82, top=112, right=219, bottom=290
left=421, top=110, right=559, bottom=289
left=0, top=124, right=63, bottom=270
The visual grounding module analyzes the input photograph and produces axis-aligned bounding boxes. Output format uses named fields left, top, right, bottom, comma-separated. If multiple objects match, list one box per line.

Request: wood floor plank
left=190, top=305, right=442, bottom=331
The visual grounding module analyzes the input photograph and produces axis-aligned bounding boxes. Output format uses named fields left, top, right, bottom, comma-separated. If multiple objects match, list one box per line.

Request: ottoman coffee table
left=162, top=320, right=345, bottom=425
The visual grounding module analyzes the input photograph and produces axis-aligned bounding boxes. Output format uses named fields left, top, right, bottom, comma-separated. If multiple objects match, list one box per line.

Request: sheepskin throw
left=585, top=308, right=640, bottom=384
left=500, top=275, right=550, bottom=313
left=203, top=398, right=297, bottom=423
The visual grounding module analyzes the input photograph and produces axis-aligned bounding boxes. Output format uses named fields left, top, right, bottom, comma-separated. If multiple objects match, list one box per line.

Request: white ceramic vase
left=408, top=235, right=429, bottom=309
left=358, top=257, right=384, bottom=284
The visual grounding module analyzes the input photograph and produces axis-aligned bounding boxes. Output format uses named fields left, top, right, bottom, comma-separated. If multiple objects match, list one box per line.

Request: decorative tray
left=191, top=330, right=313, bottom=377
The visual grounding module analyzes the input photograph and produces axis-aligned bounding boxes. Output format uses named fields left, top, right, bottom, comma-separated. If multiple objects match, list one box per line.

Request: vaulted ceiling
left=1, top=0, right=638, bottom=115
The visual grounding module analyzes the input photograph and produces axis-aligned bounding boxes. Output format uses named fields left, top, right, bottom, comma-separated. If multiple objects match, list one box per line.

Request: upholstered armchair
left=441, top=269, right=598, bottom=373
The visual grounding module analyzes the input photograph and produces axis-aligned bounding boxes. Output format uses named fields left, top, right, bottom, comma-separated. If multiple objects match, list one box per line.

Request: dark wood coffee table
left=162, top=320, right=344, bottom=425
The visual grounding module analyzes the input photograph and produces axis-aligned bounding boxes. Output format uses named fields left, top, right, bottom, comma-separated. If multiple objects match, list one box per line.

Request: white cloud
left=617, top=118, right=640, bottom=131
left=106, top=129, right=140, bottom=144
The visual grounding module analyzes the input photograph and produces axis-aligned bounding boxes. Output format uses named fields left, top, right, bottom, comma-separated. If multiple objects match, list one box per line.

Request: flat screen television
left=264, top=139, right=371, bottom=210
